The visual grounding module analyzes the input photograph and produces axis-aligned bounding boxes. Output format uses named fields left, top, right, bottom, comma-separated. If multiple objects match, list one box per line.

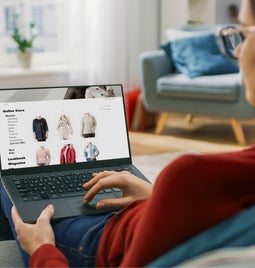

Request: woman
left=2, top=0, right=255, bottom=266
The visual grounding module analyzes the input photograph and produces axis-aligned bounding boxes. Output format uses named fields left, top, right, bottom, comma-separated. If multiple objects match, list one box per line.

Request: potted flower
left=11, top=14, right=37, bottom=68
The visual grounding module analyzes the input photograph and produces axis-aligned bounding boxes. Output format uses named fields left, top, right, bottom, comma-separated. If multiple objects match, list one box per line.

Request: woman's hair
left=251, top=0, right=255, bottom=16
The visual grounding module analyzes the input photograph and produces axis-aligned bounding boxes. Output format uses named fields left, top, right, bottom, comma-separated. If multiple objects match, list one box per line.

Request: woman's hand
left=83, top=171, right=153, bottom=209
left=11, top=204, right=55, bottom=255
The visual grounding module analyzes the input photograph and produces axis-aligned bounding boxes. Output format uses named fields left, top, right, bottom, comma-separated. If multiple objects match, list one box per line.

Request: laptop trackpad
left=66, top=193, right=117, bottom=214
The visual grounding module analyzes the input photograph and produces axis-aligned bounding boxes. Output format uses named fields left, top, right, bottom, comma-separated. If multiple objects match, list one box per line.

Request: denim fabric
left=53, top=213, right=114, bottom=267
left=0, top=182, right=114, bottom=267
left=0, top=182, right=29, bottom=266
left=0, top=187, right=14, bottom=240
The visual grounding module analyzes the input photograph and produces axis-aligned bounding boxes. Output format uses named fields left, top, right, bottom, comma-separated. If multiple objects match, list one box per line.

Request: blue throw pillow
left=161, top=33, right=239, bottom=78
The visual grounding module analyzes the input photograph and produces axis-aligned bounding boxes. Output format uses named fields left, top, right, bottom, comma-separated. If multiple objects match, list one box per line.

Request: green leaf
left=11, top=14, right=37, bottom=53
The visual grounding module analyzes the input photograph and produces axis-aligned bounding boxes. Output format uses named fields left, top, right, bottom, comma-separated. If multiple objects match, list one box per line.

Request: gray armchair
left=139, top=25, right=255, bottom=144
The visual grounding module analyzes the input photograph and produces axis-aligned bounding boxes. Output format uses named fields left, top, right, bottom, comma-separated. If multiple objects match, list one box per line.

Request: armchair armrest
left=139, top=50, right=173, bottom=111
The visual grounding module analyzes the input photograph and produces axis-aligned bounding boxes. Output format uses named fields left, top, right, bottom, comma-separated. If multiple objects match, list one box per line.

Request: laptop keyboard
left=13, top=168, right=129, bottom=202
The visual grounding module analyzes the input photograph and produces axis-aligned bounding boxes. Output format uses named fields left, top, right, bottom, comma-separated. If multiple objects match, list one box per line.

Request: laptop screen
left=0, top=84, right=130, bottom=171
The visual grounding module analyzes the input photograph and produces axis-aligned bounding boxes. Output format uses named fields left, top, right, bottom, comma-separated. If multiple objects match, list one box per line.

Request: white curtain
left=69, top=0, right=159, bottom=90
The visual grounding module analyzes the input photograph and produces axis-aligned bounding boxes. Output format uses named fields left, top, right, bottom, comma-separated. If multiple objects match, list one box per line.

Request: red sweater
left=30, top=147, right=255, bottom=267
left=60, top=147, right=76, bottom=164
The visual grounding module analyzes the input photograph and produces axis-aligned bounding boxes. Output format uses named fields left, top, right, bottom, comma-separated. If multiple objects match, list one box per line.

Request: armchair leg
left=184, top=113, right=194, bottom=124
left=155, top=112, right=169, bottom=134
left=230, top=118, right=246, bottom=145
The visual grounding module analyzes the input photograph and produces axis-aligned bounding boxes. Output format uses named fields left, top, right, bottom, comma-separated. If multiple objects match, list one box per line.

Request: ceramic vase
left=17, top=52, right=32, bottom=68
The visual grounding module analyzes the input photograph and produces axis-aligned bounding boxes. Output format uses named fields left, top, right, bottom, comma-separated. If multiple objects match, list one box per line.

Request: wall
left=160, top=0, right=188, bottom=42
left=214, top=0, right=240, bottom=24
left=160, top=0, right=241, bottom=42
left=189, top=0, right=214, bottom=24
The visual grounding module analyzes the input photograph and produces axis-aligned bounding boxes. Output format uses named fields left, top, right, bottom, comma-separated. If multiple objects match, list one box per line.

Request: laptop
left=0, top=84, right=149, bottom=222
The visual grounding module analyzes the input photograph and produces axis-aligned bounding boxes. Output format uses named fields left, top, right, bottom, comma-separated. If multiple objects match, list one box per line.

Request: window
left=0, top=0, right=69, bottom=68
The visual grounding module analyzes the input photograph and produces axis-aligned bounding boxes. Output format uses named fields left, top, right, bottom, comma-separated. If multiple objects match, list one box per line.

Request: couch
left=139, top=24, right=255, bottom=144
left=0, top=240, right=23, bottom=267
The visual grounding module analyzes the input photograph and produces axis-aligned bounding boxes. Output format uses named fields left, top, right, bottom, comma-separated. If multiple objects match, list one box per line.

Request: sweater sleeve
left=30, top=244, right=69, bottom=267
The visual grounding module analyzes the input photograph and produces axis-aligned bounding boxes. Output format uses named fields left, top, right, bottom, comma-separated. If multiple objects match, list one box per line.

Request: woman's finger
left=11, top=206, right=24, bottom=227
left=83, top=171, right=117, bottom=188
left=37, top=204, right=54, bottom=224
left=83, top=172, right=128, bottom=202
left=96, top=196, right=133, bottom=209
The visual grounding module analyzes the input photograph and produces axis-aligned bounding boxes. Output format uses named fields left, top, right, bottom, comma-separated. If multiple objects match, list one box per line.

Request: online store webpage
left=0, top=85, right=129, bottom=170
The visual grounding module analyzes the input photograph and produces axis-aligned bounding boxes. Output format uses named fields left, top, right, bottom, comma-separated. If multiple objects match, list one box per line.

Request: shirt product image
left=84, top=142, right=99, bottom=161
left=33, top=116, right=49, bottom=142
left=36, top=146, right=51, bottom=166
left=80, top=113, right=97, bottom=138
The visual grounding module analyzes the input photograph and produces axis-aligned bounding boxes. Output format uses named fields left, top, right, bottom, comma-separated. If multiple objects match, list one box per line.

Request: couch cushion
left=161, top=33, right=239, bottom=78
left=157, top=73, right=241, bottom=102
left=0, top=240, right=24, bottom=267
left=148, top=205, right=255, bottom=267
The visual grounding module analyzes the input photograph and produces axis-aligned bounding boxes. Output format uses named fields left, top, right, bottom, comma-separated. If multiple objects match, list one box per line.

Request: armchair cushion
left=161, top=33, right=239, bottom=78
left=157, top=73, right=241, bottom=101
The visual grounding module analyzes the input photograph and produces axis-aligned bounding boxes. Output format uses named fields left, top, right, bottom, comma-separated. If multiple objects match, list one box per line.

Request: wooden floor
left=129, top=114, right=255, bottom=156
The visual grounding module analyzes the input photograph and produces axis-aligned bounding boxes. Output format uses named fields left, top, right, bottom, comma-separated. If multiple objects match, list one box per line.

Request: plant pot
left=17, top=52, right=32, bottom=68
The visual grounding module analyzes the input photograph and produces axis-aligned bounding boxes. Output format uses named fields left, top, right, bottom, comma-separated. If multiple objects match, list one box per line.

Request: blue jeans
left=0, top=182, right=114, bottom=267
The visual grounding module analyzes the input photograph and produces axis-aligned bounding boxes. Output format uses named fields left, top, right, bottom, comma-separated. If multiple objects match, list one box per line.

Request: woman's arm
left=30, top=244, right=69, bottom=267
left=11, top=205, right=69, bottom=267
left=10, top=171, right=153, bottom=266
left=11, top=205, right=55, bottom=255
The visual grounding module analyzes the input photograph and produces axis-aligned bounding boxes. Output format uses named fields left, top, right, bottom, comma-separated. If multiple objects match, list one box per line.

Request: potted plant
left=11, top=14, right=37, bottom=68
